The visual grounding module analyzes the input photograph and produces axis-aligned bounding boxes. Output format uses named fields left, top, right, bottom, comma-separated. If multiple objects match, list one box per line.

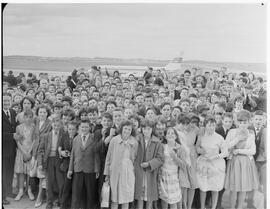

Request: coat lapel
left=2, top=110, right=10, bottom=124
left=84, top=134, right=95, bottom=150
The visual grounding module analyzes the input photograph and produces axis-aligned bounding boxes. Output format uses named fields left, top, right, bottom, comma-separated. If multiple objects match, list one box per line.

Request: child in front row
left=59, top=121, right=78, bottom=209
left=158, top=127, right=187, bottom=209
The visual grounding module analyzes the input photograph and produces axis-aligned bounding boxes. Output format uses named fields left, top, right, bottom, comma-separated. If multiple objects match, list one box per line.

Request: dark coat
left=134, top=134, right=164, bottom=201
left=32, top=118, right=52, bottom=159
left=59, top=133, right=76, bottom=172
left=2, top=109, right=17, bottom=158
left=68, top=134, right=100, bottom=173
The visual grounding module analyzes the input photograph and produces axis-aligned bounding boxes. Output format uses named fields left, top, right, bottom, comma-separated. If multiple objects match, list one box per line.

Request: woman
left=224, top=110, right=259, bottom=209
left=134, top=119, right=164, bottom=209
left=196, top=116, right=228, bottom=209
left=16, top=96, right=36, bottom=124
left=104, top=120, right=138, bottom=209
left=31, top=104, right=52, bottom=208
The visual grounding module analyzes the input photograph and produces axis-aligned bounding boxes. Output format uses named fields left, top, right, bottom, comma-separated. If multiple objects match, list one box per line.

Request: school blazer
left=37, top=130, right=66, bottom=169
left=68, top=134, right=100, bottom=174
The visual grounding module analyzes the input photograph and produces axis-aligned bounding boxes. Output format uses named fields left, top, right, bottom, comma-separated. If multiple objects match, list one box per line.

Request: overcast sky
left=3, top=3, right=266, bottom=63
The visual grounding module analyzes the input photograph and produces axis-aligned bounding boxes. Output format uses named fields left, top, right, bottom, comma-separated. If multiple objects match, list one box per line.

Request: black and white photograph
left=1, top=3, right=267, bottom=209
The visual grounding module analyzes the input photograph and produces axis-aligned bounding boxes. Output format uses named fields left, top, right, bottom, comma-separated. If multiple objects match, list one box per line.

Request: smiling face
left=166, top=128, right=177, bottom=143
left=38, top=107, right=48, bottom=121
left=205, top=121, right=216, bottom=134
left=142, top=126, right=152, bottom=138
left=121, top=125, right=133, bottom=139
left=79, top=122, right=90, bottom=135
left=161, top=104, right=171, bottom=118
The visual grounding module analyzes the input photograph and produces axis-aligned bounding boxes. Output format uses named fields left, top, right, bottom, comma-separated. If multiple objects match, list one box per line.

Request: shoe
left=3, top=199, right=10, bottom=205
left=14, top=191, right=24, bottom=201
left=46, top=203, right=53, bottom=209
left=35, top=201, right=43, bottom=208
left=28, top=189, right=35, bottom=201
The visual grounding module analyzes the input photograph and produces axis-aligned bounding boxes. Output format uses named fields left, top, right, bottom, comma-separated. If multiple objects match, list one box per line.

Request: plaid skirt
left=158, top=167, right=182, bottom=204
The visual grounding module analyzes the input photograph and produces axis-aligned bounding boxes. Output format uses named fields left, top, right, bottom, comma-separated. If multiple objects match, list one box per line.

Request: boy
left=38, top=116, right=66, bottom=209
left=67, top=120, right=100, bottom=209
left=59, top=121, right=78, bottom=209
left=215, top=112, right=235, bottom=209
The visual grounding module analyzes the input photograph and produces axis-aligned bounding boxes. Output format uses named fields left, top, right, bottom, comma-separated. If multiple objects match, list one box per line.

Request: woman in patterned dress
left=158, top=127, right=187, bottom=209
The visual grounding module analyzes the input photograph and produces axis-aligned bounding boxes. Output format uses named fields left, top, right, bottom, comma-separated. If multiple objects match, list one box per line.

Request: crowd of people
left=2, top=65, right=267, bottom=209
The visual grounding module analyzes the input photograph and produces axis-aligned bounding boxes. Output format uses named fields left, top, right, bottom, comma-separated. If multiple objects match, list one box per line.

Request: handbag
left=100, top=181, right=110, bottom=208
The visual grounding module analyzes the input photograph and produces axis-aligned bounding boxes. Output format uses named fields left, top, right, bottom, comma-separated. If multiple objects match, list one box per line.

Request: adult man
left=2, top=93, right=18, bottom=205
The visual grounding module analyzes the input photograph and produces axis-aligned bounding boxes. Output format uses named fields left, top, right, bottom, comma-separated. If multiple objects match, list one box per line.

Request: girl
left=134, top=119, right=164, bottom=209
left=104, top=120, right=138, bottom=209
left=16, top=96, right=35, bottom=124
left=224, top=110, right=259, bottom=209
left=13, top=110, right=35, bottom=201
left=196, top=116, right=228, bottom=209
left=31, top=104, right=52, bottom=208
left=175, top=114, right=198, bottom=209
left=158, top=127, right=186, bottom=209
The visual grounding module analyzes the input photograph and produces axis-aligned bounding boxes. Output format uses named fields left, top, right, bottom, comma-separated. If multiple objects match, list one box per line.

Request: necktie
left=6, top=111, right=11, bottom=122
left=82, top=135, right=87, bottom=147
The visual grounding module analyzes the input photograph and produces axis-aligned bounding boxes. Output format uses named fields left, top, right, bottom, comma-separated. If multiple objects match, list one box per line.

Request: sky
left=3, top=3, right=267, bottom=63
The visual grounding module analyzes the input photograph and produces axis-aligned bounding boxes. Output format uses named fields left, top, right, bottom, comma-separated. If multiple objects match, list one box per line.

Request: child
left=13, top=109, right=35, bottom=201
left=104, top=120, right=138, bottom=209
left=158, top=127, right=186, bottom=209
left=215, top=112, right=235, bottom=209
left=67, top=120, right=100, bottom=209
left=225, top=110, right=259, bottom=209
left=59, top=121, right=78, bottom=209
left=134, top=119, right=164, bottom=209
left=174, top=114, right=198, bottom=209
left=38, top=116, right=65, bottom=209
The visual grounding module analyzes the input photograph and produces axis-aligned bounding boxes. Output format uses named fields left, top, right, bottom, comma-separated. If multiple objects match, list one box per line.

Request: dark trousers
left=72, top=172, right=98, bottom=209
left=61, top=173, right=72, bottom=209
left=2, top=156, right=15, bottom=199
left=46, top=157, right=64, bottom=205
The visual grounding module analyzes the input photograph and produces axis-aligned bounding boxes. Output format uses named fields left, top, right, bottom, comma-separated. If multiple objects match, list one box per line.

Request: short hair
left=212, top=69, right=219, bottom=74
left=23, top=109, right=34, bottom=117
left=101, top=112, right=113, bottom=121
left=128, top=114, right=142, bottom=127
left=88, top=107, right=98, bottom=114
left=35, top=90, right=45, bottom=100
left=155, top=115, right=167, bottom=126
left=204, top=116, right=217, bottom=127
left=189, top=93, right=197, bottom=99
left=35, top=104, right=51, bottom=117
left=177, top=113, right=191, bottom=125
left=184, top=69, right=191, bottom=75
left=146, top=107, right=157, bottom=115
left=78, top=107, right=88, bottom=116
left=179, top=98, right=191, bottom=105
left=56, top=90, right=64, bottom=95
left=113, top=107, right=123, bottom=113
left=20, top=96, right=35, bottom=109
left=141, top=119, right=155, bottom=129
left=106, top=101, right=117, bottom=108
left=119, top=120, right=136, bottom=137
left=62, top=96, right=73, bottom=106
left=253, top=110, right=265, bottom=117
left=237, top=110, right=251, bottom=121
left=67, top=120, right=79, bottom=129
left=222, top=112, right=233, bottom=120
left=160, top=102, right=171, bottom=110
left=63, top=108, right=76, bottom=118
left=215, top=101, right=226, bottom=110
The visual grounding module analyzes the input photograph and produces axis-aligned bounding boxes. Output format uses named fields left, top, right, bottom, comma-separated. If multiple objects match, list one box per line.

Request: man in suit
left=2, top=93, right=18, bottom=205
left=38, top=116, right=65, bottom=209
left=67, top=120, right=100, bottom=209
left=215, top=112, right=235, bottom=209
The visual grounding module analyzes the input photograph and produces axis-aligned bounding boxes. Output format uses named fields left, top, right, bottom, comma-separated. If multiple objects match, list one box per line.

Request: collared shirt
left=4, top=110, right=10, bottom=121
left=50, top=130, right=59, bottom=156
left=39, top=120, right=45, bottom=130
left=81, top=133, right=90, bottom=147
